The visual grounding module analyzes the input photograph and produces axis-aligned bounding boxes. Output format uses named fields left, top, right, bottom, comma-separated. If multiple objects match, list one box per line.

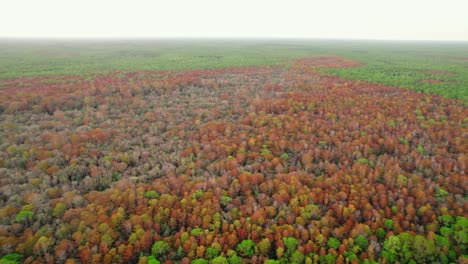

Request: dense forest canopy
left=0, top=41, right=467, bottom=263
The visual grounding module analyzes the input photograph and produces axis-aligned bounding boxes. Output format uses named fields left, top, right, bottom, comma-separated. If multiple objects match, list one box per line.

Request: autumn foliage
left=0, top=57, right=466, bottom=263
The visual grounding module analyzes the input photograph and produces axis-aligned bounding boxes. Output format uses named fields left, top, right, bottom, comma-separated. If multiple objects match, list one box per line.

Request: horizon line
left=1, top=36, right=467, bottom=43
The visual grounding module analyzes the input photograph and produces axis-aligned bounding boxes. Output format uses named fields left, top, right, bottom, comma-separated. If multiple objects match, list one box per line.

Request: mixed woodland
left=0, top=56, right=467, bottom=263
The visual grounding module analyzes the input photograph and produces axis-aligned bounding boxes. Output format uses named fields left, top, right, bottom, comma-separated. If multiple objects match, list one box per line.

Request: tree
left=15, top=210, right=34, bottom=224
left=381, top=235, right=400, bottom=263
left=228, top=254, right=243, bottom=264
left=355, top=235, right=369, bottom=251
left=236, top=239, right=256, bottom=257
left=376, top=228, right=386, bottom=241
left=0, top=253, right=23, bottom=264
left=327, top=237, right=340, bottom=250
left=191, top=259, right=209, bottom=264
left=283, top=237, right=298, bottom=257
left=211, top=256, right=228, bottom=264
left=413, top=235, right=438, bottom=263
left=290, top=250, right=305, bottom=263
left=257, top=238, right=272, bottom=256
left=320, top=253, right=336, bottom=264
left=151, top=241, right=170, bottom=258
left=206, top=246, right=220, bottom=259
left=147, top=256, right=161, bottom=264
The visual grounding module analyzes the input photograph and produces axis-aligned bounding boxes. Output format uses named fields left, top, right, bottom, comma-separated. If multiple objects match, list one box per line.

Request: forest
left=0, top=41, right=467, bottom=264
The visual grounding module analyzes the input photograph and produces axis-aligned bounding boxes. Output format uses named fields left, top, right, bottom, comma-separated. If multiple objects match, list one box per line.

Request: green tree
left=327, top=237, right=340, bottom=250
left=376, top=228, right=386, bottom=241
left=257, top=238, right=271, bottom=256
left=15, top=210, right=34, bottom=223
left=435, top=235, right=450, bottom=248
left=212, top=256, right=228, bottom=264
left=291, top=250, right=304, bottom=263
left=355, top=235, right=369, bottom=251
left=228, top=254, right=243, bottom=264
left=52, top=202, right=67, bottom=218
left=147, top=256, right=161, bottom=264
left=144, top=190, right=159, bottom=199
left=384, top=219, right=394, bottom=230
left=382, top=235, right=401, bottom=263
left=0, top=253, right=23, bottom=264
left=236, top=239, right=256, bottom=257
left=438, top=215, right=454, bottom=227
left=320, top=253, right=336, bottom=264
left=453, top=216, right=467, bottom=252
left=413, top=235, right=438, bottom=263
left=206, top=246, right=220, bottom=259
left=191, top=227, right=203, bottom=236
left=283, top=237, right=299, bottom=256
left=151, top=241, right=170, bottom=258
left=191, top=259, right=209, bottom=264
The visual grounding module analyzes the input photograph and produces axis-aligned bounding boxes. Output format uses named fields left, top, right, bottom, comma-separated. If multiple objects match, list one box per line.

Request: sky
left=1, top=0, right=468, bottom=41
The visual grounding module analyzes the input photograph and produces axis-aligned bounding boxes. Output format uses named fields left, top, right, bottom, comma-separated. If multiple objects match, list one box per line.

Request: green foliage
left=144, top=190, right=159, bottom=199
left=236, top=239, right=256, bottom=257
left=356, top=158, right=369, bottom=165
left=355, top=235, right=369, bottom=250
left=211, top=256, right=228, bottom=264
left=283, top=237, right=299, bottom=255
left=440, top=226, right=453, bottom=237
left=439, top=215, right=455, bottom=226
left=290, top=250, right=305, bottom=263
left=176, top=245, right=185, bottom=259
left=320, top=253, right=336, bottom=264
left=112, top=171, right=121, bottom=181
left=220, top=196, right=232, bottom=206
left=300, top=204, right=321, bottom=220
left=227, top=254, right=243, bottom=264
left=399, top=137, right=409, bottom=145
left=413, top=235, right=438, bottom=263
left=396, top=174, right=408, bottom=187
left=151, top=241, right=170, bottom=257
left=147, top=256, right=161, bottom=264
left=260, top=144, right=272, bottom=157
left=376, top=228, right=386, bottom=240
left=435, top=186, right=449, bottom=197
left=382, top=233, right=441, bottom=263
left=264, top=260, right=280, bottom=264
left=384, top=219, right=394, bottom=229
left=191, top=259, right=209, bottom=264
left=0, top=253, right=23, bottom=264
left=382, top=235, right=401, bottom=263
left=206, top=246, right=220, bottom=259
left=15, top=210, right=34, bottom=223
left=344, top=251, right=358, bottom=262
left=191, top=227, right=203, bottom=236
left=191, top=189, right=204, bottom=199
left=435, top=235, right=450, bottom=248
left=453, top=216, right=468, bottom=251
left=52, top=202, right=67, bottom=218
left=416, top=144, right=425, bottom=154
left=327, top=237, right=340, bottom=249
left=321, top=43, right=468, bottom=100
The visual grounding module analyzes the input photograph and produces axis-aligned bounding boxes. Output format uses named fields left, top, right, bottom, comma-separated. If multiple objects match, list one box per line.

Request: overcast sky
left=1, top=0, right=467, bottom=40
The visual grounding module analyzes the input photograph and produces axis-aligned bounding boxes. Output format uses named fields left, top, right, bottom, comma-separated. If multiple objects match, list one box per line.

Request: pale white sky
left=1, top=0, right=467, bottom=40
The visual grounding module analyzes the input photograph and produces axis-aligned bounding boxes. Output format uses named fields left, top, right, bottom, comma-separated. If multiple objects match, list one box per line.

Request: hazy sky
left=1, top=0, right=467, bottom=40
